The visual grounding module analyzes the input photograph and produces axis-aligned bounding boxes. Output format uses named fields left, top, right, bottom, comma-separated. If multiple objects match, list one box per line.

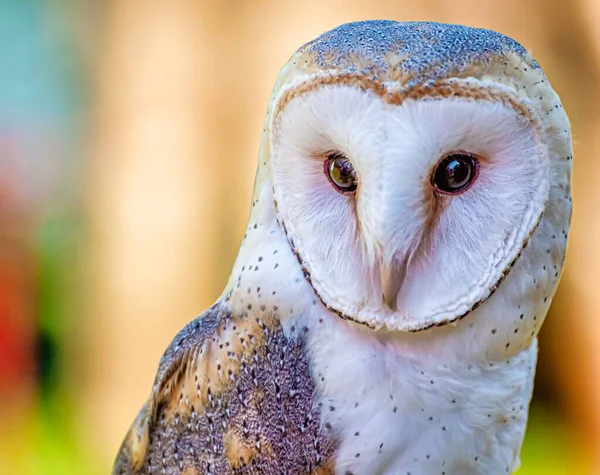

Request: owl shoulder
left=112, top=303, right=336, bottom=474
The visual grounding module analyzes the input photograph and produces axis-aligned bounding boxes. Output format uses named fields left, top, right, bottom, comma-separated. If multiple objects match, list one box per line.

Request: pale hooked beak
left=380, top=255, right=409, bottom=312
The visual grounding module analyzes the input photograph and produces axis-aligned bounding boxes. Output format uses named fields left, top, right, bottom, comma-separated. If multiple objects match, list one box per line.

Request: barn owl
left=113, top=20, right=572, bottom=475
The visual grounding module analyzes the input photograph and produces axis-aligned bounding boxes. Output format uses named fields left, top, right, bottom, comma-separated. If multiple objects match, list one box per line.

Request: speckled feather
left=301, top=21, right=539, bottom=81
left=113, top=305, right=336, bottom=474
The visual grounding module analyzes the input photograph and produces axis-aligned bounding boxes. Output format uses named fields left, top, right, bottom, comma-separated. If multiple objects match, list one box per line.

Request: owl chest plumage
left=304, top=312, right=538, bottom=475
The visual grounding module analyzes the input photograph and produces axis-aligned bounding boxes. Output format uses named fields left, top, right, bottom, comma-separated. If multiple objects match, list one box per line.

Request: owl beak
left=380, top=255, right=409, bottom=312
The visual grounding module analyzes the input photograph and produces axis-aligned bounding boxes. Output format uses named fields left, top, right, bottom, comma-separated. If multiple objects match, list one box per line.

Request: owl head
left=241, top=21, right=572, bottom=339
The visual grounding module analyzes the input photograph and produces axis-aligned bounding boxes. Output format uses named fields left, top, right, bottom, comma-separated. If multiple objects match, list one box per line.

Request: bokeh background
left=1, top=1, right=599, bottom=473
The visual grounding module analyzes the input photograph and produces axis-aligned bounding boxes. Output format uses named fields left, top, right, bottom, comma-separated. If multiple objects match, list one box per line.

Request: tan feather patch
left=161, top=311, right=279, bottom=420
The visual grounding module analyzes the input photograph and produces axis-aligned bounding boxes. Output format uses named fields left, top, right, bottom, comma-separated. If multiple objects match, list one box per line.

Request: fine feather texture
left=113, top=305, right=337, bottom=474
left=271, top=82, right=550, bottom=331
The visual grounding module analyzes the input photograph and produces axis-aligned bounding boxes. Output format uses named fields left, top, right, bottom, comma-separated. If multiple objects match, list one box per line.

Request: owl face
left=263, top=22, right=571, bottom=333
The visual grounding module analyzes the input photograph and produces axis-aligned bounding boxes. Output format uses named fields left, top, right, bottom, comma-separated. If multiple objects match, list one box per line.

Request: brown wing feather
left=112, top=303, right=336, bottom=474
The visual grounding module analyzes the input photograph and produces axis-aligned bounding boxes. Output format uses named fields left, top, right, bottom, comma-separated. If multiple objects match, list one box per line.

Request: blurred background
left=0, top=0, right=598, bottom=473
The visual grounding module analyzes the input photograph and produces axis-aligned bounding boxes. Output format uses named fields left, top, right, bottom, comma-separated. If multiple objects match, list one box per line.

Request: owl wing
left=112, top=303, right=335, bottom=475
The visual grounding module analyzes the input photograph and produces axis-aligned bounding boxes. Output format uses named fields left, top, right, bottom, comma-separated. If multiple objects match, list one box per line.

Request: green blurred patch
left=0, top=401, right=104, bottom=475
left=0, top=212, right=102, bottom=475
left=518, top=405, right=591, bottom=474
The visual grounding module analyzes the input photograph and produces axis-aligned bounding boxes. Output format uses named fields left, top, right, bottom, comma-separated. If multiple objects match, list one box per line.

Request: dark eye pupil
left=327, top=157, right=357, bottom=192
left=433, top=154, right=476, bottom=193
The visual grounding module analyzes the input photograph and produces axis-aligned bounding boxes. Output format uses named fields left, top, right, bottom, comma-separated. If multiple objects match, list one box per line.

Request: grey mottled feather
left=112, top=305, right=336, bottom=474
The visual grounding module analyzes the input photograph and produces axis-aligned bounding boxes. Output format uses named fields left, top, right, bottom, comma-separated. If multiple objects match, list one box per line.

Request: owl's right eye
left=324, top=152, right=358, bottom=194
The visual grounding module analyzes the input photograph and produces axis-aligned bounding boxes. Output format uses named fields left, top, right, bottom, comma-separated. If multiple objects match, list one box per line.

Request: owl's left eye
left=432, top=152, right=479, bottom=195
left=324, top=152, right=358, bottom=194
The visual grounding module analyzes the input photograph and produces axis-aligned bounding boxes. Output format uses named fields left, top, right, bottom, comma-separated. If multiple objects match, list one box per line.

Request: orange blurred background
left=0, top=1, right=598, bottom=473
